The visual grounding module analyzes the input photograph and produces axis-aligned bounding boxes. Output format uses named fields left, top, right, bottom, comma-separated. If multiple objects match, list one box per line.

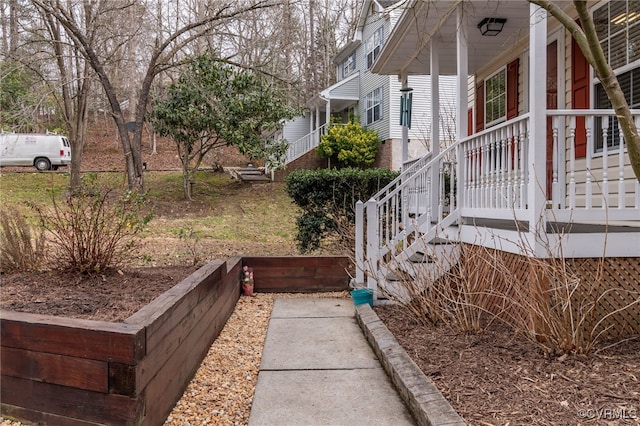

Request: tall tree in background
left=531, top=0, right=640, bottom=181
left=40, top=9, right=91, bottom=191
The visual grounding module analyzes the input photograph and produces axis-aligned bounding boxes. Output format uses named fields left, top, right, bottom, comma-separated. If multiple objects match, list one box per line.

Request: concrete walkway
left=248, top=298, right=415, bottom=426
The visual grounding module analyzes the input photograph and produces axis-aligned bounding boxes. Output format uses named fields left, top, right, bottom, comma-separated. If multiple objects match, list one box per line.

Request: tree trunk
left=573, top=1, right=640, bottom=182
left=182, top=161, right=193, bottom=200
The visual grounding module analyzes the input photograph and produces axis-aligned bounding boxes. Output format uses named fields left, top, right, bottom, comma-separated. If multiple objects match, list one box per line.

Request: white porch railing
left=284, top=123, right=328, bottom=165
left=459, top=110, right=640, bottom=222
left=355, top=145, right=458, bottom=287
left=547, top=109, right=640, bottom=222
left=355, top=109, right=640, bottom=288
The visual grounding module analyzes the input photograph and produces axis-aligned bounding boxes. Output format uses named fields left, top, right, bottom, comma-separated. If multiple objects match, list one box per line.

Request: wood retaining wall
left=1, top=256, right=351, bottom=425
left=243, top=256, right=351, bottom=292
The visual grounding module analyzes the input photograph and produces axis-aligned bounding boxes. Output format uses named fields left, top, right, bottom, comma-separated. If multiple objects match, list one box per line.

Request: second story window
left=366, top=87, right=383, bottom=124
left=366, top=26, right=384, bottom=69
left=342, top=53, right=356, bottom=78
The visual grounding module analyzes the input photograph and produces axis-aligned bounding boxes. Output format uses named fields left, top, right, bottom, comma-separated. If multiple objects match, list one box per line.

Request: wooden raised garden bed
left=0, top=256, right=350, bottom=425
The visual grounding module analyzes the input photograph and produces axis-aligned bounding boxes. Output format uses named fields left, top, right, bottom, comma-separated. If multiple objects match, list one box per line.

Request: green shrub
left=0, top=206, right=46, bottom=273
left=29, top=178, right=152, bottom=274
left=316, top=119, right=380, bottom=167
left=285, top=168, right=399, bottom=253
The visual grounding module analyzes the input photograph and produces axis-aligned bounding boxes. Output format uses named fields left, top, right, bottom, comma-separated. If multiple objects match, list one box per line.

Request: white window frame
left=484, top=67, right=507, bottom=127
left=342, top=52, right=356, bottom=78
left=366, top=87, right=383, bottom=125
left=366, top=26, right=384, bottom=69
left=592, top=0, right=640, bottom=153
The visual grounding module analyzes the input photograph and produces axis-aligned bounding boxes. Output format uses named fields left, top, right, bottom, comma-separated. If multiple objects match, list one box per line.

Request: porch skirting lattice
left=455, top=245, right=640, bottom=340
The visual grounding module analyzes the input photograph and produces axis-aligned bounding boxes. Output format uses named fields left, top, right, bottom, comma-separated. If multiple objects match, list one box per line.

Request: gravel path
left=1, top=292, right=349, bottom=426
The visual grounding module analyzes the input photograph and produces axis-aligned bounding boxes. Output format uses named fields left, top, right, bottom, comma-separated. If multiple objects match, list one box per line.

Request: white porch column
left=431, top=39, right=440, bottom=155
left=431, top=38, right=441, bottom=216
left=528, top=4, right=548, bottom=257
left=315, top=105, right=320, bottom=130
left=325, top=98, right=331, bottom=125
left=400, top=73, right=409, bottom=165
left=456, top=4, right=469, bottom=210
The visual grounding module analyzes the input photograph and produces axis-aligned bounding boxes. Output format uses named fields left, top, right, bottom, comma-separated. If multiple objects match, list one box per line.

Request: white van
left=0, top=132, right=72, bottom=171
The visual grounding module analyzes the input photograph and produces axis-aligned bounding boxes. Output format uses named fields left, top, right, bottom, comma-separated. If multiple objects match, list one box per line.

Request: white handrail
left=355, top=109, right=640, bottom=287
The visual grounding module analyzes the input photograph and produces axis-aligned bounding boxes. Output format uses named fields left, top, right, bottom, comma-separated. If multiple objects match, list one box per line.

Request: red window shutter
left=507, top=58, right=519, bottom=120
left=467, top=108, right=473, bottom=136
left=571, top=32, right=589, bottom=158
left=475, top=82, right=484, bottom=133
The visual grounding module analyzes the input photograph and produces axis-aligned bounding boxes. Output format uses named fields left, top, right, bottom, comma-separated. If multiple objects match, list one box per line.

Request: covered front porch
left=283, top=72, right=360, bottom=165
left=367, top=0, right=640, bottom=259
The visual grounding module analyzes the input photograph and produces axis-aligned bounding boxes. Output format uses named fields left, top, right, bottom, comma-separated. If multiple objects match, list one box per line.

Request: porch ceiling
left=373, top=0, right=568, bottom=76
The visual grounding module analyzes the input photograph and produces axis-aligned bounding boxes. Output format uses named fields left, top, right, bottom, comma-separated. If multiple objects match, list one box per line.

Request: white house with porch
left=354, top=0, right=640, bottom=296
left=278, top=0, right=457, bottom=171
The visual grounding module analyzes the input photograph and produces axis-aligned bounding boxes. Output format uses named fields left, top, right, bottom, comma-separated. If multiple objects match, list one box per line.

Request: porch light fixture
left=477, top=18, right=507, bottom=36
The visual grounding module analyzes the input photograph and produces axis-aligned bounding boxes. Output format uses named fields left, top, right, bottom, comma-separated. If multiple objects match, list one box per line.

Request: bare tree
left=32, top=0, right=278, bottom=192
left=40, top=9, right=91, bottom=191
left=531, top=0, right=640, bottom=182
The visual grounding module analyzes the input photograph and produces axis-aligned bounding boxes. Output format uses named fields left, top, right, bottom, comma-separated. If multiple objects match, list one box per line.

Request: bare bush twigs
left=376, top=229, right=639, bottom=356
left=178, top=226, right=202, bottom=266
left=0, top=206, right=46, bottom=273
left=29, top=180, right=152, bottom=274
left=377, top=234, right=500, bottom=334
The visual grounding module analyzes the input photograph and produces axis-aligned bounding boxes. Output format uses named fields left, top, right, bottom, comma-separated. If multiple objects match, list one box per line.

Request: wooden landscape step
left=239, top=173, right=271, bottom=182
left=224, top=166, right=272, bottom=182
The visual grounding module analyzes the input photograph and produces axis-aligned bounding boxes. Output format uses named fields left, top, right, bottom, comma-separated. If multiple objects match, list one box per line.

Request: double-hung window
left=342, top=53, right=356, bottom=78
left=366, top=87, right=383, bottom=124
left=366, top=27, right=384, bottom=69
left=593, top=0, right=640, bottom=151
left=485, top=68, right=507, bottom=127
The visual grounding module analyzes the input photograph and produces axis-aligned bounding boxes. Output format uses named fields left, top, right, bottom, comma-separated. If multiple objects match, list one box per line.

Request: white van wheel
left=35, top=157, right=51, bottom=171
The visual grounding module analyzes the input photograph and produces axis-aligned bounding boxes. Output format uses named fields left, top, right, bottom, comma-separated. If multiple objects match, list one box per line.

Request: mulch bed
left=376, top=304, right=640, bottom=425
left=0, top=266, right=199, bottom=322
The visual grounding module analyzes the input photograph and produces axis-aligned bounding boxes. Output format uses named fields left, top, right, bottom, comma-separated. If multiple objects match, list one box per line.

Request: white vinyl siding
left=360, top=9, right=392, bottom=140
left=389, top=75, right=457, bottom=147
left=282, top=114, right=312, bottom=144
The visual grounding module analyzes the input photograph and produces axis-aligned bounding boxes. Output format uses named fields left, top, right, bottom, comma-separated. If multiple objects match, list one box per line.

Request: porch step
left=379, top=242, right=461, bottom=302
